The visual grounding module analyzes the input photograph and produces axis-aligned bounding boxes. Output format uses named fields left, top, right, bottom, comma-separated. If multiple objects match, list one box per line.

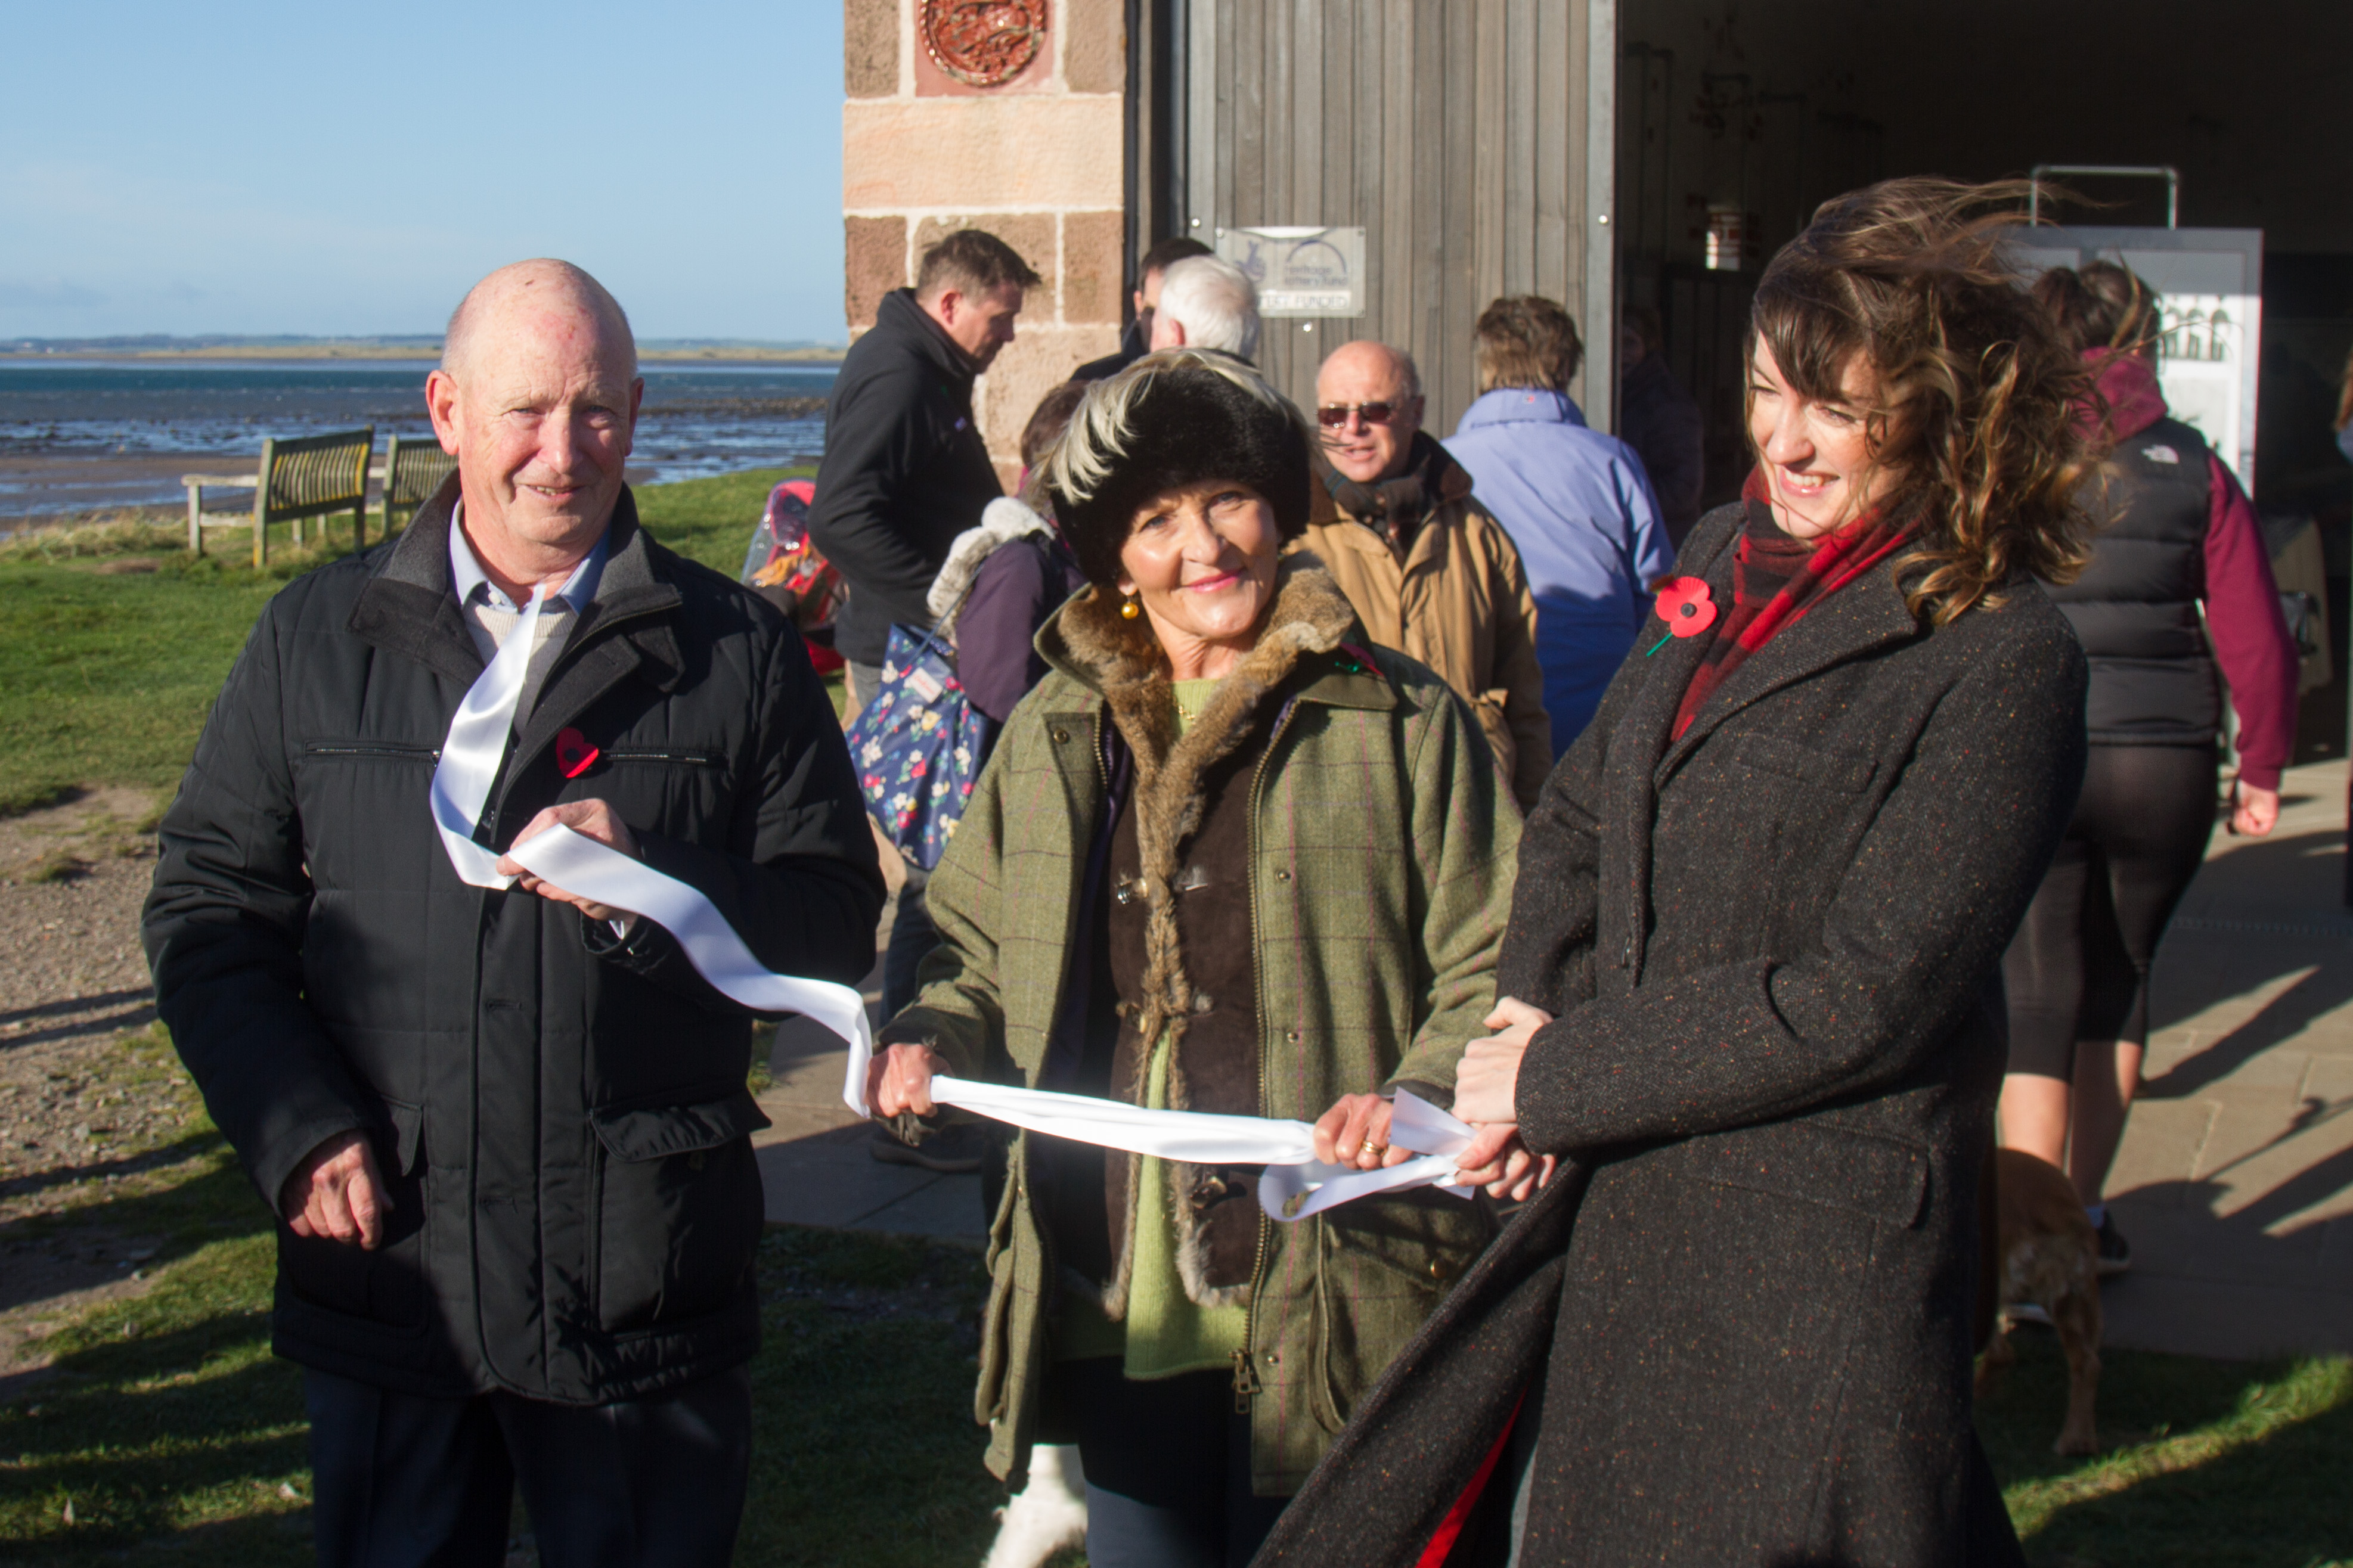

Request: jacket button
left=1274, top=867, right=1292, bottom=882
left=1050, top=727, right=1071, bottom=744
left=1286, top=1029, right=1301, bottom=1043
left=1192, top=992, right=1214, bottom=1014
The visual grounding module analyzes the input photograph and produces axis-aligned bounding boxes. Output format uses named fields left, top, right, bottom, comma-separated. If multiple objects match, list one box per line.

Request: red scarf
left=1671, top=471, right=1912, bottom=739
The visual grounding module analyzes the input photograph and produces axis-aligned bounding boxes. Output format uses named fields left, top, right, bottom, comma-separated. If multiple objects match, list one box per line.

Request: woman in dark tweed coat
left=1253, top=180, right=2096, bottom=1567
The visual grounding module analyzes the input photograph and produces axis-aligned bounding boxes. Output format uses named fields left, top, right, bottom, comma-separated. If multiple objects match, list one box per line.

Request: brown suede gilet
left=1102, top=728, right=1267, bottom=1294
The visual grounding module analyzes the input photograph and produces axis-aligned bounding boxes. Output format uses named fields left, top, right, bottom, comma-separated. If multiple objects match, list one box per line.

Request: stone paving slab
left=2102, top=757, right=2353, bottom=1359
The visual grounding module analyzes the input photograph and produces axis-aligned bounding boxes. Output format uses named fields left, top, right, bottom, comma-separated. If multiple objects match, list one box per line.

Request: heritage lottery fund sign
left=1215, top=226, right=1367, bottom=318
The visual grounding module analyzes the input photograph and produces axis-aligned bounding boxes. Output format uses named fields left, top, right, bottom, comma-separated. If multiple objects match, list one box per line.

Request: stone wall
left=843, top=0, right=1127, bottom=488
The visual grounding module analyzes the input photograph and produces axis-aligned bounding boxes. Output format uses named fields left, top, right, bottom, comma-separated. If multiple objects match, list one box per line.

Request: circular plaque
left=920, top=1, right=1047, bottom=89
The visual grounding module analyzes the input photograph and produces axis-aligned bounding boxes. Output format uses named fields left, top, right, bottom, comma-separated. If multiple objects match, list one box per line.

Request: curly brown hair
left=1750, top=177, right=2094, bottom=625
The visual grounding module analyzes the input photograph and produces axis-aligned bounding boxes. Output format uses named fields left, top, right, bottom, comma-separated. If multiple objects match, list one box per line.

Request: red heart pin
left=1647, top=577, right=1718, bottom=653
left=555, top=727, right=600, bottom=780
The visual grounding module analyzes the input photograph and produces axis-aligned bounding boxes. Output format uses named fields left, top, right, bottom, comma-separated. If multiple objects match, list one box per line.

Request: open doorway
left=1617, top=0, right=2353, bottom=749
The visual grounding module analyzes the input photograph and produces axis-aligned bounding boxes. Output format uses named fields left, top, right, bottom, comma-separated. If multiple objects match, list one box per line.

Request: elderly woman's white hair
left=1155, top=255, right=1264, bottom=361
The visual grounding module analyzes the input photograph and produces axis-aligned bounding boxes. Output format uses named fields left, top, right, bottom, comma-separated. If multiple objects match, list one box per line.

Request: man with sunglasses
left=1296, top=340, right=1551, bottom=809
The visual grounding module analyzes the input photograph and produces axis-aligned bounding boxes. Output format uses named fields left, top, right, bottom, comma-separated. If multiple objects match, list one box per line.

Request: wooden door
left=1145, top=0, right=1618, bottom=435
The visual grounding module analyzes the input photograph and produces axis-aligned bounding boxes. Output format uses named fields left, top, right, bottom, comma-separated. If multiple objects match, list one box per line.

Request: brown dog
left=1976, top=1148, right=2103, bottom=1455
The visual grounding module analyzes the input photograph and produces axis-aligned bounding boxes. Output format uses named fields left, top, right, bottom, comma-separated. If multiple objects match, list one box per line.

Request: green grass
left=1979, top=1331, right=2353, bottom=1567
left=0, top=1170, right=1005, bottom=1565
left=0, top=467, right=814, bottom=817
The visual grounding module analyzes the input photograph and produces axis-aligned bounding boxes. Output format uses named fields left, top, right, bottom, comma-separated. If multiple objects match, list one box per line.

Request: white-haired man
left=1147, top=253, right=1263, bottom=362
left=145, top=259, right=885, bottom=1567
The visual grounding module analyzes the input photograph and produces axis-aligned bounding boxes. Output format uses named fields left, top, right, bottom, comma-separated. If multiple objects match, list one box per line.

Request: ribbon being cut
left=439, top=582, right=1480, bottom=1224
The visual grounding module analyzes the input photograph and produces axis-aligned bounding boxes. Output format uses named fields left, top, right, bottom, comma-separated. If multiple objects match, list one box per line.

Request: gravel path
left=0, top=788, right=191, bottom=1395
left=0, top=787, right=169, bottom=1191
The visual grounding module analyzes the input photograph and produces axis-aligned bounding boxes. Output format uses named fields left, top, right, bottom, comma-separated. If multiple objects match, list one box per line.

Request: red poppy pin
left=1647, top=577, right=1717, bottom=654
left=554, top=726, right=600, bottom=780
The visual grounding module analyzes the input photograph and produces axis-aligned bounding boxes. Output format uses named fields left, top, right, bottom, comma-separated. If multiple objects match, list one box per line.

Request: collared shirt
left=449, top=506, right=634, bottom=934
left=449, top=504, right=608, bottom=724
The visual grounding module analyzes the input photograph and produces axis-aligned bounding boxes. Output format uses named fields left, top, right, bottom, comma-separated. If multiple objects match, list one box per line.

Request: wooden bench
left=182, top=427, right=376, bottom=564
left=380, top=434, right=458, bottom=538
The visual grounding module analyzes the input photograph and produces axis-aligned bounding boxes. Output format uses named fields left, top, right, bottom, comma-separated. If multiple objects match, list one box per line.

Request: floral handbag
left=844, top=623, right=998, bottom=871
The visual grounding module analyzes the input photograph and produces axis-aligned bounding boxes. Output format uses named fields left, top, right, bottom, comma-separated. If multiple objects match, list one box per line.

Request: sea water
left=0, top=359, right=836, bottom=518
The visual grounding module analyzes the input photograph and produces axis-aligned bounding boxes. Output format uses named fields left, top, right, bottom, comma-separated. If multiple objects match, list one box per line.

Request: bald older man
left=1298, top=340, right=1551, bottom=808
left=144, top=260, right=883, bottom=1567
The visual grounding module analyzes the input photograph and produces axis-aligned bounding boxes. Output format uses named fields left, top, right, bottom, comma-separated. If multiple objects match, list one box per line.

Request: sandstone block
left=1064, top=0, right=1126, bottom=94
left=844, top=97, right=1124, bottom=210
left=844, top=0, right=898, bottom=98
left=1061, top=210, right=1126, bottom=325
left=976, top=325, right=1119, bottom=464
left=844, top=215, right=909, bottom=330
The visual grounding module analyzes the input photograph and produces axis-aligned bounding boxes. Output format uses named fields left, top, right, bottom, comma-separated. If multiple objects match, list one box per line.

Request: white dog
left=981, top=1443, right=1089, bottom=1568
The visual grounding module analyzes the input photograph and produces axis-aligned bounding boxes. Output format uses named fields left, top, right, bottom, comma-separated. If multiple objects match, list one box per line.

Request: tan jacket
left=1296, top=470, right=1551, bottom=808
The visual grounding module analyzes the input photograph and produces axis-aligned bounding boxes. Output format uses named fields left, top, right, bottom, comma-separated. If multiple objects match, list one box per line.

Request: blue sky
left=0, top=1, right=847, bottom=343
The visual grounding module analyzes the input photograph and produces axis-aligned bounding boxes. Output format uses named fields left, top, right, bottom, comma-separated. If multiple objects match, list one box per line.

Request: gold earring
left=1120, top=594, right=1140, bottom=620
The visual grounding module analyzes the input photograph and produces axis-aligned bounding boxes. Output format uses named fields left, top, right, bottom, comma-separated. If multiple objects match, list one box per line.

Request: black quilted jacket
left=144, top=481, right=883, bottom=1402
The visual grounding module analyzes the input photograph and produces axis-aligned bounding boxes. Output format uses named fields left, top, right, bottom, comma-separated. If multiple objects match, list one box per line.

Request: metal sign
left=1214, top=226, right=1366, bottom=318
left=2010, top=226, right=2264, bottom=495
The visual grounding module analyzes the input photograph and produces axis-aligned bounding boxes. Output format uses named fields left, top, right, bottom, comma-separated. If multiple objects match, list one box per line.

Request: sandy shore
left=0, top=455, right=658, bottom=528
left=0, top=455, right=228, bottom=520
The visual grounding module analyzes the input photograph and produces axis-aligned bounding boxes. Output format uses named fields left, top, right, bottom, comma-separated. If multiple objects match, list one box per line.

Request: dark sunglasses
left=1316, top=401, right=1398, bottom=429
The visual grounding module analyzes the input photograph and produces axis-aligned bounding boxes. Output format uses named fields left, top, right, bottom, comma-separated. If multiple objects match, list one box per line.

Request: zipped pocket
left=302, top=742, right=440, bottom=762
left=600, top=748, right=727, bottom=768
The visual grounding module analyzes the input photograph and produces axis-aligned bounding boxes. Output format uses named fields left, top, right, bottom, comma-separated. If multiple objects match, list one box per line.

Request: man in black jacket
left=144, top=259, right=884, bottom=1568
left=808, top=228, right=1037, bottom=1124
left=809, top=226, right=1038, bottom=698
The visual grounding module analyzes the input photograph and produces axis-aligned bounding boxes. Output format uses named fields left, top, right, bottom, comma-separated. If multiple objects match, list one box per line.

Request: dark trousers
left=303, top=1366, right=752, bottom=1568
left=849, top=657, right=944, bottom=1019
left=1053, top=1358, right=1289, bottom=1568
left=2002, top=743, right=2218, bottom=1075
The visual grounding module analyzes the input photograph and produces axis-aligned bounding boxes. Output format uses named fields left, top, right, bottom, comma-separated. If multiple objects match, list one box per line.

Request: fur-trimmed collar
left=1049, top=555, right=1357, bottom=701
left=927, top=495, right=1055, bottom=627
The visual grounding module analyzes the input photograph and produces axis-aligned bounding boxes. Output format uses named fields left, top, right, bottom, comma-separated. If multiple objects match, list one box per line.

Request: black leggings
left=2002, top=744, right=2218, bottom=1078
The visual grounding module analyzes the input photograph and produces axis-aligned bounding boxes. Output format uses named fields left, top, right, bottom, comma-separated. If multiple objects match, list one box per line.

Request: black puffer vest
left=2044, top=415, right=2219, bottom=746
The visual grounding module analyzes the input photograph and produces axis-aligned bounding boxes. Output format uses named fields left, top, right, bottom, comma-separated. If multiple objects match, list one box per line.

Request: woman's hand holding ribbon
left=1313, top=1093, right=1416, bottom=1171
left=869, top=1041, right=954, bottom=1119
left=1451, top=996, right=1559, bottom=1202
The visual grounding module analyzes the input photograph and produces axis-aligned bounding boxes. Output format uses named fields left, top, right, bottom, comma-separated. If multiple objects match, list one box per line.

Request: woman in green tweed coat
left=863, top=352, right=1529, bottom=1565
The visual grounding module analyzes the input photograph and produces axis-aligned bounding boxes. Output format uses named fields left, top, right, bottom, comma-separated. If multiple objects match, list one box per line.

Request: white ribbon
left=427, top=583, right=876, bottom=1058
left=841, top=1045, right=1477, bottom=1225
left=429, top=583, right=1475, bottom=1223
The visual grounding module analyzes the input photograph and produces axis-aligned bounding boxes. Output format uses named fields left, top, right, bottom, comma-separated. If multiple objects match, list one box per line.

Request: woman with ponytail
left=1254, top=179, right=2097, bottom=1568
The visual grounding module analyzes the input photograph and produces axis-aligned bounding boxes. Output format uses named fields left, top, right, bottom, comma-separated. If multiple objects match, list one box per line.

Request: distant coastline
left=1, top=334, right=844, bottom=365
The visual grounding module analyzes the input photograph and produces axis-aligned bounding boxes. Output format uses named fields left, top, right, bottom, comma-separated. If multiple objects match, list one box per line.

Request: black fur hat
left=1046, top=352, right=1315, bottom=586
